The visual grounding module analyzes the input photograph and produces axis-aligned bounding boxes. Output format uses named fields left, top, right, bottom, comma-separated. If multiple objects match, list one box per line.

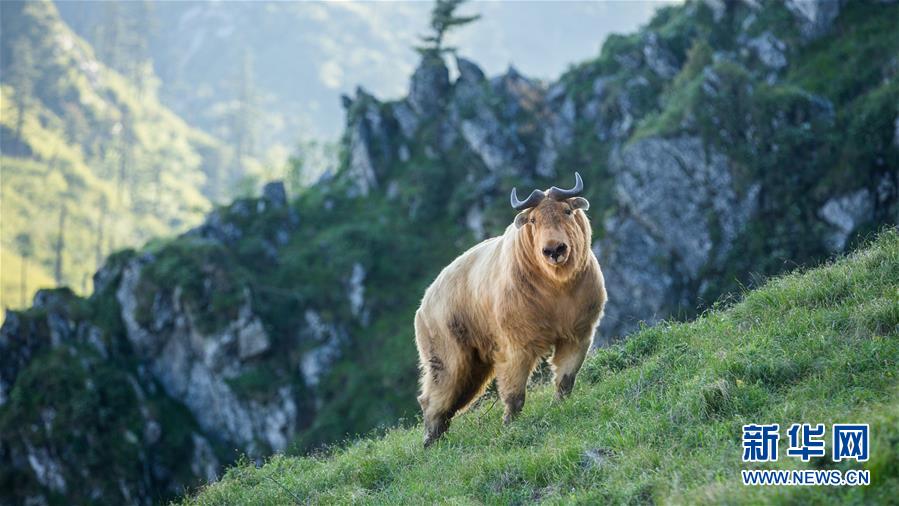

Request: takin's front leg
left=495, top=349, right=539, bottom=424
left=550, top=337, right=591, bottom=401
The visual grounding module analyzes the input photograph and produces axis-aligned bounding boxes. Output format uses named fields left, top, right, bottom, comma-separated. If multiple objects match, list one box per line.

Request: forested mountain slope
left=1, top=1, right=897, bottom=504
left=0, top=1, right=248, bottom=311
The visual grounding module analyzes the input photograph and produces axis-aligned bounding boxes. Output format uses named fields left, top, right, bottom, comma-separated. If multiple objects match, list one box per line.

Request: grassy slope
left=184, top=229, right=899, bottom=505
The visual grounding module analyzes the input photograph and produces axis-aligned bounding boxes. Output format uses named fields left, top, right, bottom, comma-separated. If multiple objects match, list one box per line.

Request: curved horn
left=546, top=172, right=584, bottom=200
left=510, top=187, right=546, bottom=211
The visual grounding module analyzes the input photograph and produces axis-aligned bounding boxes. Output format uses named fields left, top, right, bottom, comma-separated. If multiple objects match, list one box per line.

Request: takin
left=414, top=173, right=607, bottom=446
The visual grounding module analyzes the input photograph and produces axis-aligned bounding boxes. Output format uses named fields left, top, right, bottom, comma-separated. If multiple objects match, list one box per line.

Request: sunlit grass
left=183, top=230, right=899, bottom=505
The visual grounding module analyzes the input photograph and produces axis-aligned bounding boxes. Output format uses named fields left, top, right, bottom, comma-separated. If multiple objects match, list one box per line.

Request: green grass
left=183, top=230, right=899, bottom=504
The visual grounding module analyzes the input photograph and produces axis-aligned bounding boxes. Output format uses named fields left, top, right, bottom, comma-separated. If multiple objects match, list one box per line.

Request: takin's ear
left=514, top=210, right=531, bottom=229
left=569, top=197, right=590, bottom=211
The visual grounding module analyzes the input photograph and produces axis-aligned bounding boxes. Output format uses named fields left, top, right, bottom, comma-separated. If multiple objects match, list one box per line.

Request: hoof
left=502, top=392, right=524, bottom=425
left=555, top=374, right=575, bottom=401
left=423, top=417, right=449, bottom=447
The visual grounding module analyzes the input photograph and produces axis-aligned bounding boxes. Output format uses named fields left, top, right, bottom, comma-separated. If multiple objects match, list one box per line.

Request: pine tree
left=285, top=145, right=306, bottom=196
left=8, top=37, right=37, bottom=154
left=54, top=204, right=68, bottom=286
left=415, top=0, right=480, bottom=58
left=229, top=50, right=258, bottom=187
left=94, top=2, right=126, bottom=73
left=96, top=195, right=107, bottom=268
left=93, top=1, right=156, bottom=92
left=14, top=233, right=33, bottom=307
left=125, top=1, right=157, bottom=93
left=116, top=108, right=136, bottom=207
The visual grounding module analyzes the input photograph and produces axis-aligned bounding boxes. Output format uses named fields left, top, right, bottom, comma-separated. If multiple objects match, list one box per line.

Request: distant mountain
left=54, top=1, right=662, bottom=152
left=2, top=1, right=898, bottom=504
left=0, top=1, right=256, bottom=311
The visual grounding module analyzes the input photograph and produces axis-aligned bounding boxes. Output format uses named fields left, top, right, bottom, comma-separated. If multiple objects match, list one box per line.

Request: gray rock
left=92, top=254, right=128, bottom=295
left=877, top=172, right=896, bottom=205
left=536, top=92, right=576, bottom=178
left=261, top=181, right=287, bottom=208
left=0, top=295, right=108, bottom=405
left=189, top=433, right=219, bottom=484
left=593, top=76, right=612, bottom=97
left=299, top=309, right=345, bottom=387
left=26, top=445, right=66, bottom=493
left=597, top=137, right=757, bottom=340
left=143, top=421, right=161, bottom=446
left=786, top=0, right=841, bottom=40
left=455, top=56, right=485, bottom=84
left=46, top=313, right=73, bottom=347
left=346, top=120, right=378, bottom=197
left=116, top=260, right=295, bottom=455
left=345, top=89, right=398, bottom=197
left=188, top=209, right=243, bottom=245
left=392, top=100, right=419, bottom=139
left=386, top=180, right=401, bottom=200
left=746, top=31, right=787, bottom=70
left=346, top=263, right=369, bottom=325
left=236, top=314, right=270, bottom=361
left=461, top=118, right=516, bottom=172
left=642, top=32, right=679, bottom=79
left=492, top=66, right=542, bottom=119
left=409, top=56, right=450, bottom=116
left=594, top=220, right=675, bottom=346
left=702, top=0, right=727, bottom=21
left=545, top=81, right=567, bottom=103
left=818, top=188, right=874, bottom=251
left=587, top=76, right=642, bottom=142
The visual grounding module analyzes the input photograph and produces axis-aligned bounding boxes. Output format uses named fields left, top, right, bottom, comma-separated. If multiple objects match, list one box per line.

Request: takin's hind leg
left=419, top=350, right=493, bottom=447
left=418, top=355, right=455, bottom=447
left=415, top=312, right=452, bottom=446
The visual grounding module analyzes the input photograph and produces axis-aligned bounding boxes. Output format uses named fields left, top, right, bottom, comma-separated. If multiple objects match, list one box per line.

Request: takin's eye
left=565, top=208, right=573, bottom=216
left=530, top=217, right=536, bottom=224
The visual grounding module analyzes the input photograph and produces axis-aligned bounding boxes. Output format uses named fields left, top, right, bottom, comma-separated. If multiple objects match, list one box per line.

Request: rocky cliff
left=2, top=1, right=897, bottom=504
left=338, top=0, right=897, bottom=341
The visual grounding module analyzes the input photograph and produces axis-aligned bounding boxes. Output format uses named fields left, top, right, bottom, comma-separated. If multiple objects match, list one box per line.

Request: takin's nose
left=542, top=241, right=568, bottom=263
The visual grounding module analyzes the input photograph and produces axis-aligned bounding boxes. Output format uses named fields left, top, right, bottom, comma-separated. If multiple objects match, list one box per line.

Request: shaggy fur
left=415, top=196, right=607, bottom=446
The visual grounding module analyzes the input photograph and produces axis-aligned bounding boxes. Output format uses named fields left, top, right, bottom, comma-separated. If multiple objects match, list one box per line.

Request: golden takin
left=415, top=173, right=607, bottom=446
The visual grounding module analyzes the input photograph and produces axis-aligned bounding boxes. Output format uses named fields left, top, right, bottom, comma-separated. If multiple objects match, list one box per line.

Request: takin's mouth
left=543, top=254, right=570, bottom=267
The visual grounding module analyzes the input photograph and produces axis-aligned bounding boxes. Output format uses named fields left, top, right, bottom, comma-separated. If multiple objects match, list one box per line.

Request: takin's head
left=510, top=172, right=591, bottom=277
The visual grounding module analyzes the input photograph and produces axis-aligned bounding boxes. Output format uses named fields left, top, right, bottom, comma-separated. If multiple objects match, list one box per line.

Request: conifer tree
left=54, top=204, right=67, bottom=286
left=229, top=49, right=257, bottom=186
left=415, top=0, right=480, bottom=58
left=8, top=37, right=37, bottom=153
left=14, top=233, right=33, bottom=307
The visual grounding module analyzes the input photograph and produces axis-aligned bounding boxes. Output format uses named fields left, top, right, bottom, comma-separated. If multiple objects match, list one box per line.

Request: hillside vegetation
left=185, top=229, right=899, bottom=505
left=0, top=1, right=254, bottom=310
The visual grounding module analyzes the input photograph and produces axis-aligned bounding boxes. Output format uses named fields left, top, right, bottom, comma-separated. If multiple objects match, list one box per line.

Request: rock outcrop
left=0, top=180, right=361, bottom=505
left=116, top=260, right=295, bottom=454
left=785, top=0, right=841, bottom=40
left=597, top=137, right=759, bottom=339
